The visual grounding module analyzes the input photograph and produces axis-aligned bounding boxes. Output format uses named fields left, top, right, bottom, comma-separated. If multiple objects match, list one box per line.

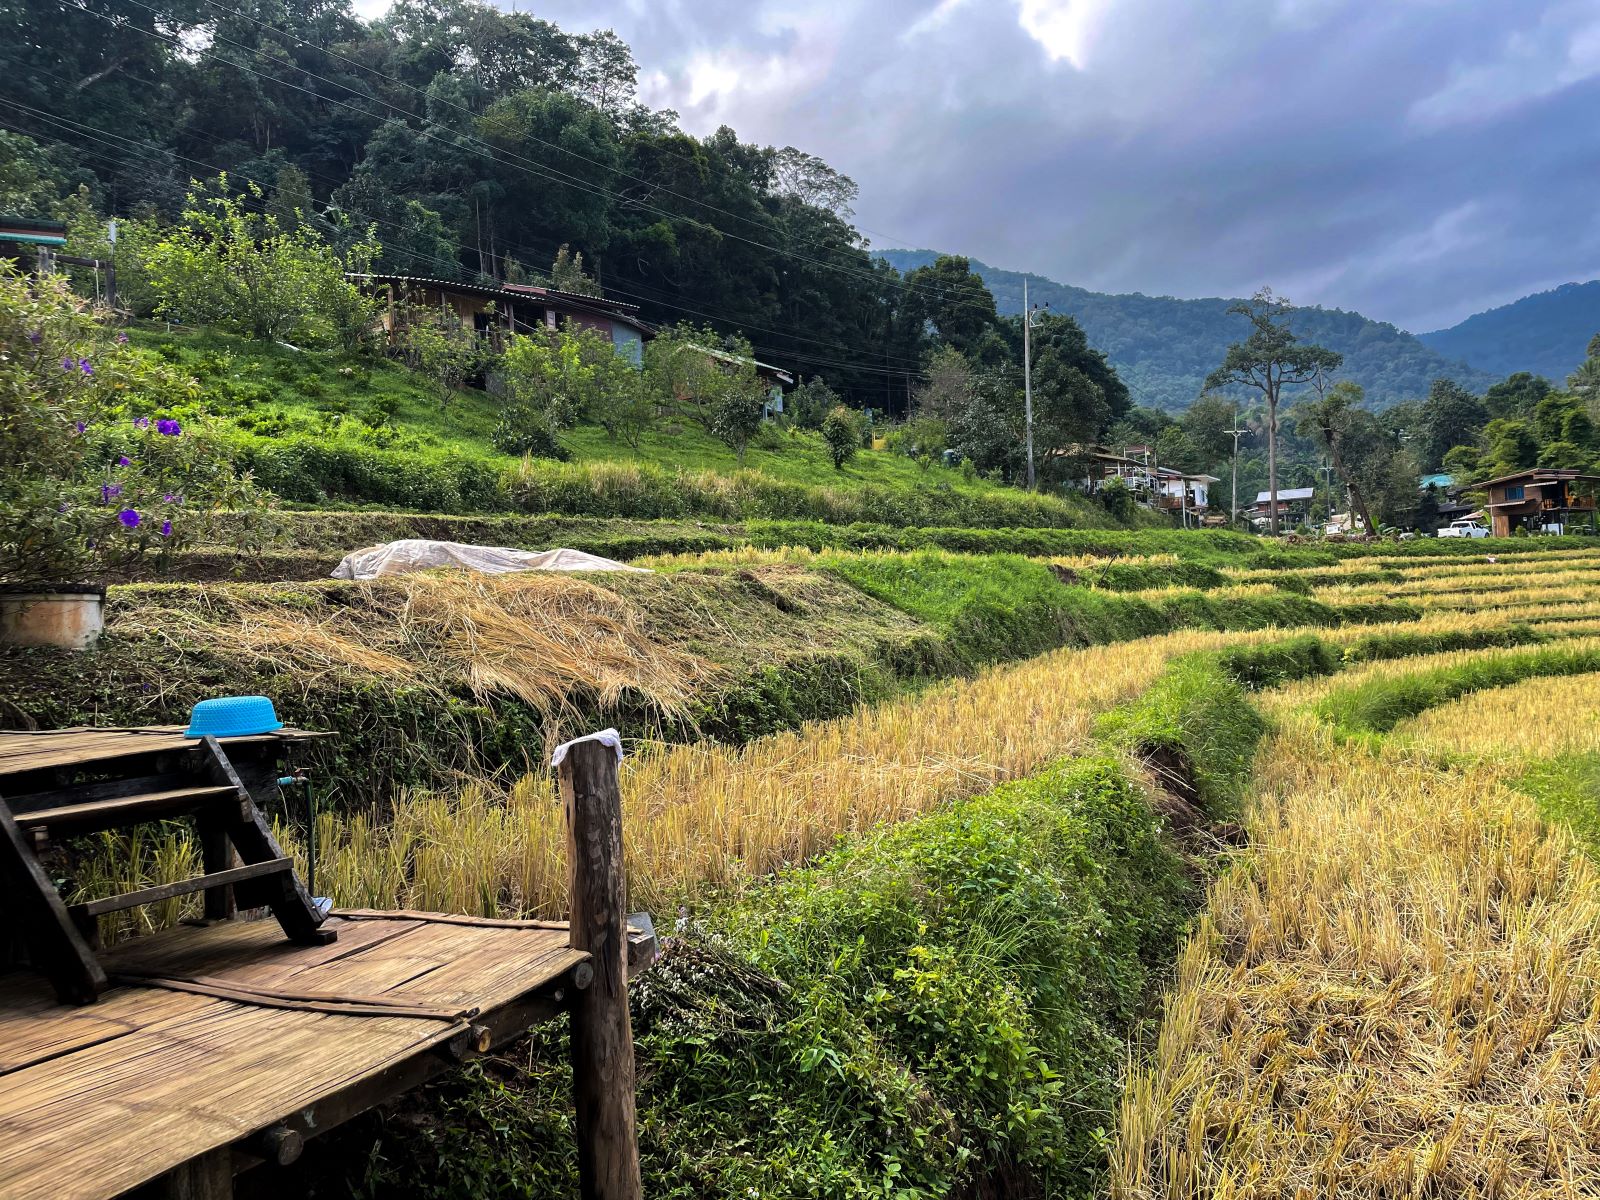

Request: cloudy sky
left=374, top=0, right=1600, bottom=331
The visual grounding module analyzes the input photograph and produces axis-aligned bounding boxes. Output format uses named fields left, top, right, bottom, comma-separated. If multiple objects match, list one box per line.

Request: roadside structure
left=1076, top=446, right=1217, bottom=518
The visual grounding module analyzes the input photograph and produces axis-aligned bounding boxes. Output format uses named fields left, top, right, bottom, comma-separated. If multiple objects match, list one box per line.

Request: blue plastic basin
left=184, top=695, right=283, bottom=739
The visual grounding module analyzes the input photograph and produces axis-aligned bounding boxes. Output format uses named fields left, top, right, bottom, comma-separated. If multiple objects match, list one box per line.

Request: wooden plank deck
left=0, top=726, right=327, bottom=778
left=0, top=911, right=589, bottom=1200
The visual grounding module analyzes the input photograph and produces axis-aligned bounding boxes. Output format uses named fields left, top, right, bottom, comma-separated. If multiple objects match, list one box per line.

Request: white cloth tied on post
left=550, top=728, right=625, bottom=769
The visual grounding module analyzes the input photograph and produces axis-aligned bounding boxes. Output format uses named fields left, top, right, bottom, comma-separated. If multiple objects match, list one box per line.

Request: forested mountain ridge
left=1419, top=281, right=1600, bottom=381
left=881, top=249, right=1495, bottom=411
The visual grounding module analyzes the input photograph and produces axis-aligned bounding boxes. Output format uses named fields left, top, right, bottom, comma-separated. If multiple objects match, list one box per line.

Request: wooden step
left=69, top=857, right=292, bottom=919
left=14, top=785, right=246, bottom=835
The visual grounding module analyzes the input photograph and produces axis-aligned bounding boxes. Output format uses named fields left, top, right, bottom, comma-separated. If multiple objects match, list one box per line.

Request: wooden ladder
left=0, top=735, right=333, bottom=1005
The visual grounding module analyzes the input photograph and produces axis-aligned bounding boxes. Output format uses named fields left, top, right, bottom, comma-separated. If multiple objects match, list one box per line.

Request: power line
left=0, top=103, right=930, bottom=382
left=194, top=0, right=974, bottom=278
left=199, top=0, right=952, bottom=262
left=67, top=0, right=1003, bottom=321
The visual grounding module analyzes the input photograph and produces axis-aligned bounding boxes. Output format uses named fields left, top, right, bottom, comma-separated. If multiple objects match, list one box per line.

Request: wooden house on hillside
left=1464, top=468, right=1600, bottom=536
left=1073, top=447, right=1217, bottom=520
left=350, top=273, right=655, bottom=364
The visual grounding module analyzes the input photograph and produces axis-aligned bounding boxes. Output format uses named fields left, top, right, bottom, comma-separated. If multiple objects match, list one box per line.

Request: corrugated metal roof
left=349, top=273, right=652, bottom=333
left=1252, top=487, right=1316, bottom=503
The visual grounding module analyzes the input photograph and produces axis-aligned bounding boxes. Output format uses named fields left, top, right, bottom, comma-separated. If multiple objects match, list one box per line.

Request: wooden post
left=557, top=738, right=643, bottom=1200
left=156, top=1148, right=232, bottom=1200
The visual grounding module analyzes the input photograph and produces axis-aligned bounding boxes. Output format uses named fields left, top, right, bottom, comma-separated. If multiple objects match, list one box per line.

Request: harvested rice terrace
left=12, top=536, right=1600, bottom=1197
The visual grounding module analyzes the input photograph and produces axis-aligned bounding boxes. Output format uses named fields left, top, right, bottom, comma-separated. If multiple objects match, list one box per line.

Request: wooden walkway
left=0, top=910, right=591, bottom=1200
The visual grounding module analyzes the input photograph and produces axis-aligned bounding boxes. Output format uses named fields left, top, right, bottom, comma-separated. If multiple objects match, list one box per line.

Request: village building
left=350, top=272, right=656, bottom=363
left=1246, top=486, right=1316, bottom=525
left=1075, top=446, right=1217, bottom=522
left=349, top=274, right=796, bottom=412
left=1465, top=467, right=1600, bottom=537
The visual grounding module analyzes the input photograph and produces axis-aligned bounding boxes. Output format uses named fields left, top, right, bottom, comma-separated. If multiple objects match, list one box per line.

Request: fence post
left=556, top=735, right=643, bottom=1200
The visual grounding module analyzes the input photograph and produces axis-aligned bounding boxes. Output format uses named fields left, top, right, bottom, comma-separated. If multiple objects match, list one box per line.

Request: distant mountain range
left=1418, top=281, right=1600, bottom=383
left=880, top=249, right=1567, bottom=412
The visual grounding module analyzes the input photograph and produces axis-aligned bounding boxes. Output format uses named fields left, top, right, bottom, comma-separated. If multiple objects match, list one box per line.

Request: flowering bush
left=0, top=266, right=272, bottom=584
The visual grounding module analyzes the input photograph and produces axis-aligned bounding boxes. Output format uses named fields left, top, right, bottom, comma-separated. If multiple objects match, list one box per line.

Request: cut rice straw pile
left=121, top=573, right=710, bottom=730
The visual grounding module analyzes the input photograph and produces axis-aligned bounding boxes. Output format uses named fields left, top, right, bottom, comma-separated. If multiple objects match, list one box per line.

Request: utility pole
left=1021, top=279, right=1048, bottom=491
left=1225, top=403, right=1251, bottom=527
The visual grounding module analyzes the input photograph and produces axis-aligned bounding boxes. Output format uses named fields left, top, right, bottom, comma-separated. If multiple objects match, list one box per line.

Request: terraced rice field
left=55, top=538, right=1600, bottom=1196
left=1112, top=547, right=1600, bottom=1199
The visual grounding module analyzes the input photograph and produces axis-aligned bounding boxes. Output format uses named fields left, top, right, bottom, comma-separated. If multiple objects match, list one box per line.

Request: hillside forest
left=5, top=0, right=1600, bottom=533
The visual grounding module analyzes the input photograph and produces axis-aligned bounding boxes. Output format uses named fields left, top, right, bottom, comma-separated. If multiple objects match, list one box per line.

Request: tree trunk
left=1266, top=381, right=1280, bottom=536
left=1328, top=439, right=1377, bottom=536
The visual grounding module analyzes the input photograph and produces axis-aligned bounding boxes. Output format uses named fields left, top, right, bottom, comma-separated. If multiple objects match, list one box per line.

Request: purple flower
left=100, top=483, right=123, bottom=503
left=57, top=501, right=69, bottom=513
left=160, top=519, right=172, bottom=537
left=117, top=509, right=140, bottom=529
left=78, top=358, right=92, bottom=376
left=162, top=493, right=175, bottom=503
left=27, top=330, right=41, bottom=345
left=62, top=357, right=75, bottom=372
left=156, top=418, right=182, bottom=436
left=116, top=455, right=132, bottom=467
left=115, top=332, right=129, bottom=345
left=73, top=421, right=86, bottom=434
left=133, top=416, right=150, bottom=430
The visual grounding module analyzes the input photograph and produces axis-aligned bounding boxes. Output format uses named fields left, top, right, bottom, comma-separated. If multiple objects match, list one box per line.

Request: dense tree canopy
left=0, top=0, right=947, bottom=411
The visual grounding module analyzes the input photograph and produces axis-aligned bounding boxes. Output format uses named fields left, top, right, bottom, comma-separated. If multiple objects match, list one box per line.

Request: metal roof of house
left=348, top=273, right=653, bottom=335
left=1463, top=468, right=1600, bottom=490
left=686, top=343, right=795, bottom=385
left=0, top=214, right=67, bottom=246
left=1252, top=487, right=1316, bottom=503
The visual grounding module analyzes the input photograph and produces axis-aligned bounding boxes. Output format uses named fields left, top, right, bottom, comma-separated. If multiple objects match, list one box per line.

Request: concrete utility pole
left=1225, top=404, right=1251, bottom=526
left=1021, top=279, right=1048, bottom=491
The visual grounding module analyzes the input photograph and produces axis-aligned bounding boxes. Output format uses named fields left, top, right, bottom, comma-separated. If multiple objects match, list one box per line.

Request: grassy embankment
left=1112, top=551, right=1600, bottom=1198
left=292, top=588, right=1600, bottom=1198
left=130, top=323, right=1147, bottom=529
left=4, top=549, right=1422, bottom=812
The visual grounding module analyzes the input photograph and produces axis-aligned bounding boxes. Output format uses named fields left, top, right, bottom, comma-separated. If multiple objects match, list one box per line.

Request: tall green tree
left=1291, top=380, right=1377, bottom=536
left=1418, top=379, right=1485, bottom=472
left=1204, top=288, right=1343, bottom=534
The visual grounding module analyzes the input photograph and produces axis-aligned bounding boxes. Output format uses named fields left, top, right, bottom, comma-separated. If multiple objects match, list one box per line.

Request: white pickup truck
left=1437, top=519, right=1489, bottom=539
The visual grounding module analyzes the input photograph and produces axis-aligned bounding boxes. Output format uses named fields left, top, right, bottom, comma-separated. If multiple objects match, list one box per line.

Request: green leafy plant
left=141, top=175, right=379, bottom=347
left=494, top=326, right=636, bottom=457
left=0, top=267, right=272, bottom=583
left=821, top=404, right=862, bottom=469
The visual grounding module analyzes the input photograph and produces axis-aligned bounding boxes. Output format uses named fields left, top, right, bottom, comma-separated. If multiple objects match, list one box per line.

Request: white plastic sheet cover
left=330, top=539, right=651, bottom=580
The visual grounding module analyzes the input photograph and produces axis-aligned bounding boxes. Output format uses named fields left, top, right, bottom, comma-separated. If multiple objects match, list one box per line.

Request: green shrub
left=1342, top=622, right=1545, bottom=664
left=1077, top=560, right=1227, bottom=591
left=1217, top=634, right=1340, bottom=690
left=236, top=438, right=507, bottom=511
left=713, top=754, right=1193, bottom=1195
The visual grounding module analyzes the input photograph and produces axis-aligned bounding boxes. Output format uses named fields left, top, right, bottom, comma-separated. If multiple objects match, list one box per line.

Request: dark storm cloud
left=519, top=0, right=1600, bottom=330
